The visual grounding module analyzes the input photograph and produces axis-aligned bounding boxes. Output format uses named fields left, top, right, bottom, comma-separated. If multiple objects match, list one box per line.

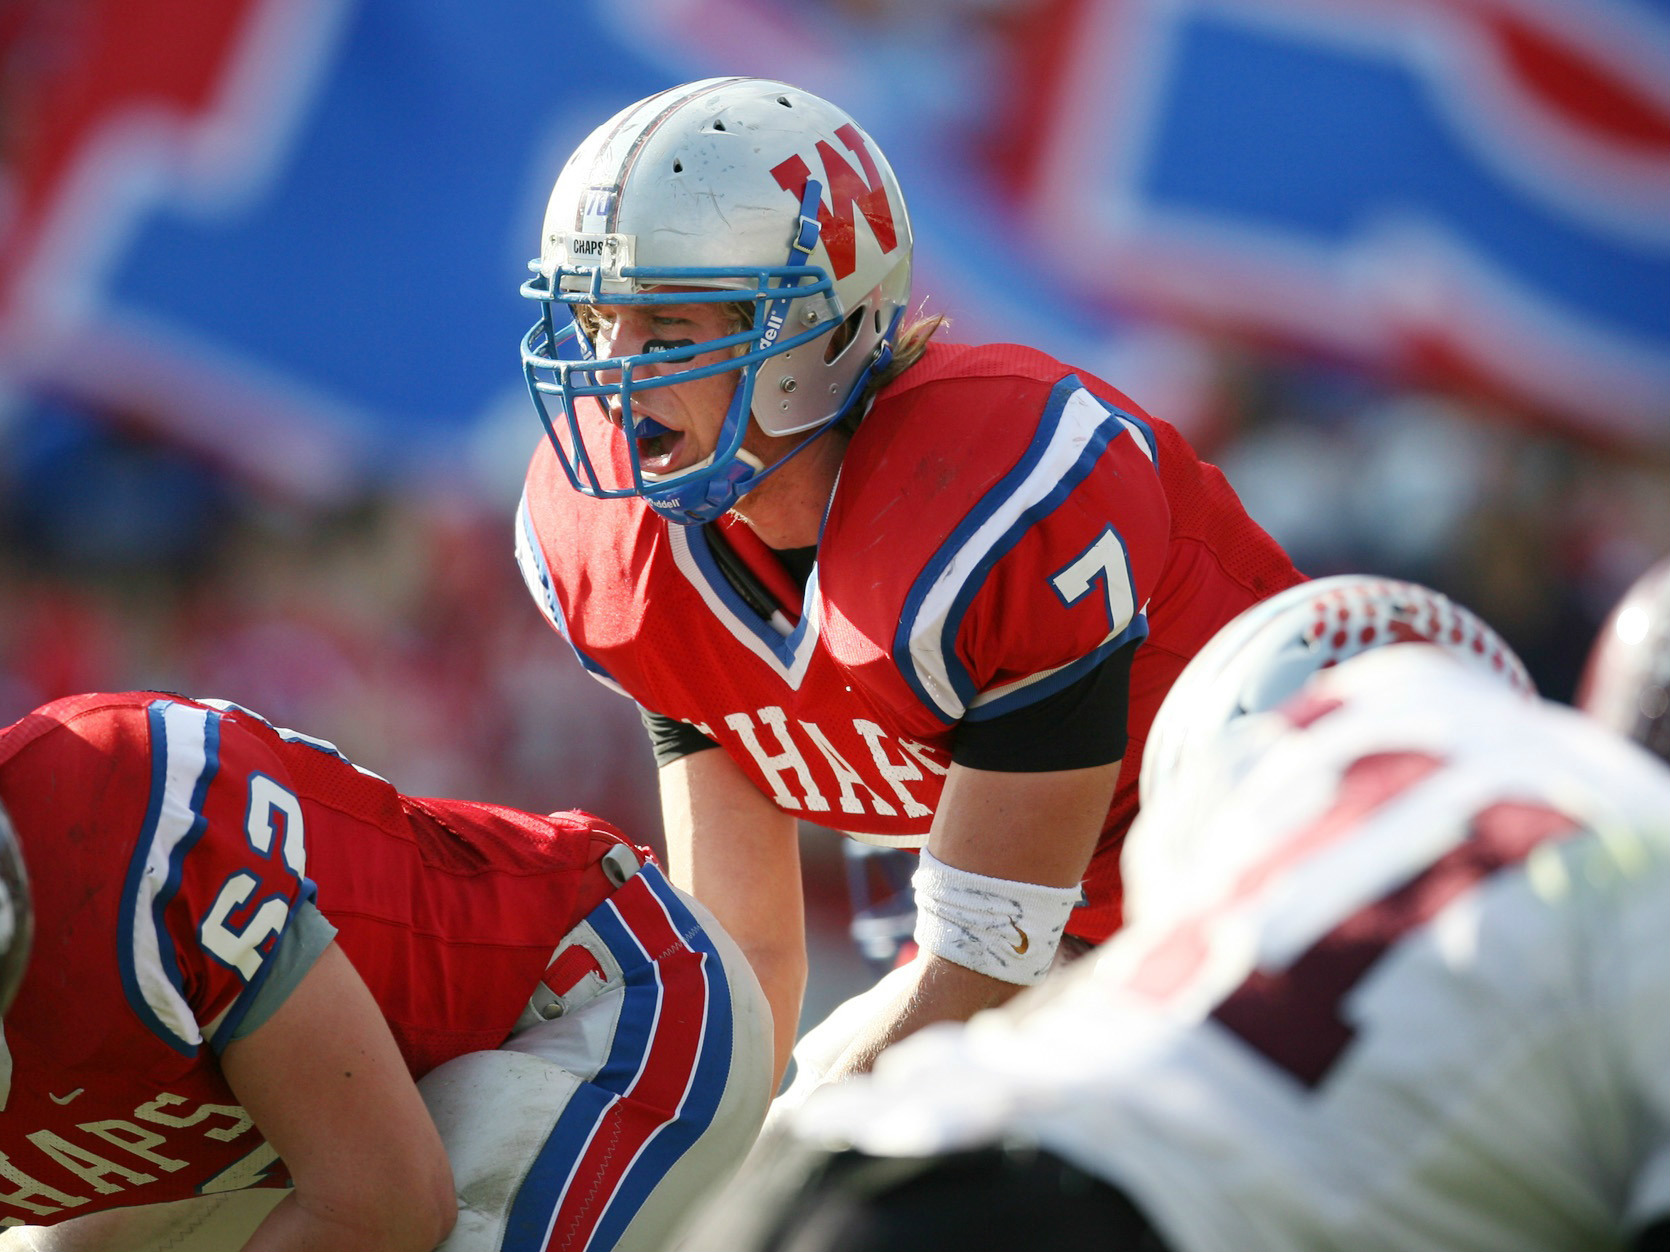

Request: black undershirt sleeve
left=640, top=704, right=721, bottom=768
left=950, top=640, right=1137, bottom=773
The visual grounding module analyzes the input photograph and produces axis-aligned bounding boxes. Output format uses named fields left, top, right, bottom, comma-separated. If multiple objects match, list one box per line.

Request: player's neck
left=728, top=427, right=846, bottom=550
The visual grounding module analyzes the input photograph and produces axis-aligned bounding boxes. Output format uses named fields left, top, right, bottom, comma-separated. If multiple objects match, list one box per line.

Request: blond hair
left=844, top=309, right=949, bottom=431
left=873, top=310, right=948, bottom=392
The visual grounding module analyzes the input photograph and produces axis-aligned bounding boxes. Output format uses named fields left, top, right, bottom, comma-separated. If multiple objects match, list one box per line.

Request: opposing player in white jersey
left=1123, top=574, right=1534, bottom=924
left=680, top=577, right=1670, bottom=1252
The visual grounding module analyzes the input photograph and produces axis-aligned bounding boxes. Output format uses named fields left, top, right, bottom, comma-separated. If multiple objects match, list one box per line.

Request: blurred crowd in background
left=4, top=347, right=1664, bottom=831
left=3, top=0, right=1668, bottom=1016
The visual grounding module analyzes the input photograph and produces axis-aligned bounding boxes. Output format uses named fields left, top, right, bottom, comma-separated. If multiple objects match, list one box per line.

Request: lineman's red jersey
left=0, top=691, right=639, bottom=1225
left=518, top=341, right=1302, bottom=941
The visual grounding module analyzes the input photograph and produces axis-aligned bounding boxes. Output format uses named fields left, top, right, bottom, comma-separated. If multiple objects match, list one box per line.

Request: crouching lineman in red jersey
left=515, top=76, right=1304, bottom=1089
left=0, top=691, right=771, bottom=1251
left=681, top=577, right=1670, bottom=1252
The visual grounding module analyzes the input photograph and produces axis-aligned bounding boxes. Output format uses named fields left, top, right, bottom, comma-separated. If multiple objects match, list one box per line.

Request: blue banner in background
left=2, top=0, right=1666, bottom=506
left=0, top=0, right=701, bottom=501
left=1017, top=0, right=1670, bottom=444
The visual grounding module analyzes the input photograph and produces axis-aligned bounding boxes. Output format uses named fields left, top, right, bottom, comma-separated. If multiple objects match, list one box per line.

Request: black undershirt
left=638, top=528, right=1135, bottom=774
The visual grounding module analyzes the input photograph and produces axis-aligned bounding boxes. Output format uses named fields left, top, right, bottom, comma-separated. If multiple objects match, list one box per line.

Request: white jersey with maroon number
left=793, top=647, right=1670, bottom=1252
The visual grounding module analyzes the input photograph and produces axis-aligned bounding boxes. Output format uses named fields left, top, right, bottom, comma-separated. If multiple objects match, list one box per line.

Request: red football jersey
left=0, top=691, right=641, bottom=1225
left=518, top=342, right=1303, bottom=940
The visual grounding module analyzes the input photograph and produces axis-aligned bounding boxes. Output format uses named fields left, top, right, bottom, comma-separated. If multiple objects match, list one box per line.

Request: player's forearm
left=816, top=762, right=1115, bottom=1080
left=746, top=939, right=810, bottom=1090
left=241, top=1187, right=456, bottom=1252
left=824, top=954, right=1021, bottom=1081
left=674, top=880, right=807, bottom=1088
left=659, top=750, right=807, bottom=1086
left=223, top=945, right=457, bottom=1252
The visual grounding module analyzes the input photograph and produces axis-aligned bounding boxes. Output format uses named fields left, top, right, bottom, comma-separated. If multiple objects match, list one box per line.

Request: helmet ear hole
left=825, top=305, right=868, bottom=364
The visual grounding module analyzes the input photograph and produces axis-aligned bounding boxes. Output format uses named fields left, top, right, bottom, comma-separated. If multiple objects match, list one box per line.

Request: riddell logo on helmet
left=769, top=124, right=899, bottom=281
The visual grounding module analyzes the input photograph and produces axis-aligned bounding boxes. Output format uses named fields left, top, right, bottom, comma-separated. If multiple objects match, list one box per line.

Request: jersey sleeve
left=229, top=897, right=339, bottom=1041
left=516, top=483, right=634, bottom=700
left=900, top=377, right=1170, bottom=727
left=122, top=698, right=323, bottom=1056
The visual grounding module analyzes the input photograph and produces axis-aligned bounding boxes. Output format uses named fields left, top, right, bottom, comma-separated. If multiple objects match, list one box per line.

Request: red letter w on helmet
left=770, top=124, right=899, bottom=281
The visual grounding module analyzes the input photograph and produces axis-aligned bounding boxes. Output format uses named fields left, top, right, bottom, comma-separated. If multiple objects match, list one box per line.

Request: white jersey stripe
left=124, top=700, right=219, bottom=1051
left=905, top=384, right=1141, bottom=721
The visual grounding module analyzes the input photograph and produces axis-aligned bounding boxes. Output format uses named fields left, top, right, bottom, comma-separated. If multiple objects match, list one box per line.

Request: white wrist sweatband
left=911, top=848, right=1081, bottom=986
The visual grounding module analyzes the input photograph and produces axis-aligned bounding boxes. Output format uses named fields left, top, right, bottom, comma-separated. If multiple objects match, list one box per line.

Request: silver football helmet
left=521, top=77, right=915, bottom=525
left=1578, top=556, right=1670, bottom=764
left=1140, top=575, right=1536, bottom=809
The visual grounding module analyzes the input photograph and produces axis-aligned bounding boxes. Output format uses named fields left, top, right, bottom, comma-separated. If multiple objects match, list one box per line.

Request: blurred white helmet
left=0, top=797, right=32, bottom=1017
left=1578, top=556, right=1670, bottom=765
left=1139, top=575, right=1535, bottom=809
left=520, top=77, right=914, bottom=525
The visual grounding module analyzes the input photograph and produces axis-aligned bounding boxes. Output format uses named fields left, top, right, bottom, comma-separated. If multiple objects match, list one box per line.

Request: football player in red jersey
left=0, top=692, right=771, bottom=1252
left=515, top=77, right=1305, bottom=1089
left=1579, top=555, right=1670, bottom=765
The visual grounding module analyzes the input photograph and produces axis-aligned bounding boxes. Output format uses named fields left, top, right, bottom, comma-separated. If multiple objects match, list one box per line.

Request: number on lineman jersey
left=198, top=775, right=306, bottom=982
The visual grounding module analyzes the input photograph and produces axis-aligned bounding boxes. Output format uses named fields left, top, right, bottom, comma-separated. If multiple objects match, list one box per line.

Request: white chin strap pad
left=911, top=849, right=1081, bottom=986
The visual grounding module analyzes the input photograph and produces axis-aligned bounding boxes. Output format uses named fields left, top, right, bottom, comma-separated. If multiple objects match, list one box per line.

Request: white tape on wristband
left=911, top=849, right=1081, bottom=986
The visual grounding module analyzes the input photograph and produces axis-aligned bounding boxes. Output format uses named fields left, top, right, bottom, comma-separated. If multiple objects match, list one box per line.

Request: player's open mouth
left=633, top=415, right=685, bottom=476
